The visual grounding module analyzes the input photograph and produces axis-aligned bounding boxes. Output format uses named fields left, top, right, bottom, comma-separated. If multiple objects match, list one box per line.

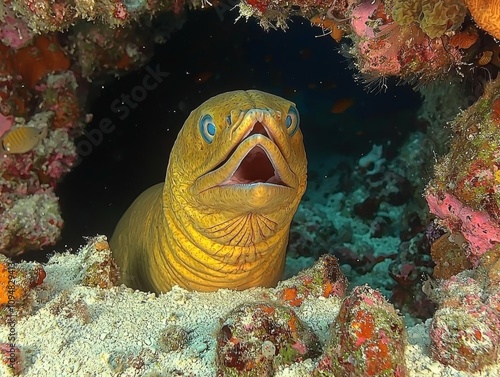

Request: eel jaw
left=193, top=119, right=297, bottom=203
left=218, top=142, right=286, bottom=187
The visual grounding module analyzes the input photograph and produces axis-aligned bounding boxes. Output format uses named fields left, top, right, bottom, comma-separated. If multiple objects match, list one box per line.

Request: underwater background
left=3, top=1, right=500, bottom=375
left=51, top=9, right=420, bottom=263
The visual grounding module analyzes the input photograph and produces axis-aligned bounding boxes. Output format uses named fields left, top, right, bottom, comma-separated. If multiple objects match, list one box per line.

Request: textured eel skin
left=110, top=90, right=307, bottom=293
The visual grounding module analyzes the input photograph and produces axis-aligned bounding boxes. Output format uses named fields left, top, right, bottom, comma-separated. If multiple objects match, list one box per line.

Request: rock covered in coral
left=0, top=3, right=35, bottom=49
left=388, top=0, right=467, bottom=39
left=68, top=22, right=155, bottom=79
left=428, top=248, right=500, bottom=373
left=0, top=254, right=46, bottom=324
left=157, top=324, right=189, bottom=352
left=348, top=0, right=463, bottom=85
left=1, top=34, right=70, bottom=89
left=313, top=285, right=407, bottom=376
left=216, top=301, right=320, bottom=376
left=430, top=232, right=472, bottom=279
left=426, top=77, right=500, bottom=265
left=430, top=296, right=500, bottom=373
left=80, top=236, right=119, bottom=289
left=0, top=73, right=85, bottom=256
left=0, top=342, right=22, bottom=376
left=275, top=254, right=347, bottom=308
left=0, top=0, right=193, bottom=33
left=0, top=189, right=64, bottom=256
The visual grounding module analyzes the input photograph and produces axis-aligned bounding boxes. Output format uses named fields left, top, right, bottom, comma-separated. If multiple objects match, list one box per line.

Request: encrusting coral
left=426, top=77, right=500, bottom=265
left=464, top=0, right=500, bottom=40
left=428, top=246, right=500, bottom=372
left=388, top=0, right=467, bottom=39
left=216, top=302, right=321, bottom=376
left=313, top=285, right=407, bottom=376
left=0, top=254, right=46, bottom=324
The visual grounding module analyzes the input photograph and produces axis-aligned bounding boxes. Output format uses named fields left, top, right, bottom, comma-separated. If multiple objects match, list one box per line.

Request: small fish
left=0, top=126, right=48, bottom=154
left=331, top=98, right=354, bottom=114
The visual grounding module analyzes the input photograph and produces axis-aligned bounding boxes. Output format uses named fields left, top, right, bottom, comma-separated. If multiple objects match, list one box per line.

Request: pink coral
left=349, top=0, right=402, bottom=78
left=350, top=0, right=380, bottom=39
left=0, top=71, right=82, bottom=256
left=0, top=113, right=13, bottom=137
left=426, top=192, right=500, bottom=264
left=0, top=7, right=35, bottom=49
left=346, top=0, right=462, bottom=83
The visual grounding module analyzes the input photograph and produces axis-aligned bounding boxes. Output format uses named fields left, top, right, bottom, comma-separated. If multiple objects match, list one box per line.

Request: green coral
left=390, top=0, right=422, bottom=26
left=427, top=78, right=500, bottom=219
left=389, top=0, right=467, bottom=38
left=420, top=0, right=467, bottom=38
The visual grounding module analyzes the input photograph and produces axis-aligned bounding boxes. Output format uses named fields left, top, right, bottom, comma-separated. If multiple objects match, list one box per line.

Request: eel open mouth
left=217, top=121, right=285, bottom=186
left=219, top=144, right=285, bottom=185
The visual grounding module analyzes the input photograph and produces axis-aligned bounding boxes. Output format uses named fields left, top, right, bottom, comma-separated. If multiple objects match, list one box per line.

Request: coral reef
left=0, top=0, right=498, bottom=374
left=347, top=0, right=463, bottom=86
left=288, top=134, right=434, bottom=321
left=275, top=255, right=348, bottom=308
left=428, top=246, right=500, bottom=372
left=313, top=285, right=407, bottom=376
left=0, top=2, right=186, bottom=256
left=216, top=302, right=320, bottom=376
left=79, top=236, right=119, bottom=289
left=0, top=237, right=497, bottom=375
left=0, top=69, right=83, bottom=256
left=0, top=254, right=46, bottom=324
left=464, top=0, right=500, bottom=40
left=68, top=22, right=156, bottom=79
left=388, top=0, right=467, bottom=39
left=426, top=77, right=500, bottom=265
left=239, top=0, right=500, bottom=89
left=0, top=0, right=187, bottom=33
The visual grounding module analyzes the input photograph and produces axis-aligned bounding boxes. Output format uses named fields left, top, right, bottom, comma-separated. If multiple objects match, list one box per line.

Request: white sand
left=0, top=238, right=498, bottom=376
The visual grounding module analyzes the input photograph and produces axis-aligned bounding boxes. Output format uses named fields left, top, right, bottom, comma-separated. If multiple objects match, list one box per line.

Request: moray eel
left=110, top=90, right=307, bottom=293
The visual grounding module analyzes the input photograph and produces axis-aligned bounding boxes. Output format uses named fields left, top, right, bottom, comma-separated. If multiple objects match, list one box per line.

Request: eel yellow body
left=110, top=90, right=307, bottom=293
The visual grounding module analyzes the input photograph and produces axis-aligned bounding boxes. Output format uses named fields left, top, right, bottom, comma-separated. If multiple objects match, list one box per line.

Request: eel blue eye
left=285, top=106, right=299, bottom=136
left=199, top=114, right=216, bottom=143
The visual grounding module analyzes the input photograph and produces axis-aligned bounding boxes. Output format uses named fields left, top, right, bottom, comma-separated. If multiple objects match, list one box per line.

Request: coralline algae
left=313, top=285, right=407, bottom=377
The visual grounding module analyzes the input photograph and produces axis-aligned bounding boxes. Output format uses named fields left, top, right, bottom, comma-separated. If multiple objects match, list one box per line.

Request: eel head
left=165, top=90, right=307, bottom=229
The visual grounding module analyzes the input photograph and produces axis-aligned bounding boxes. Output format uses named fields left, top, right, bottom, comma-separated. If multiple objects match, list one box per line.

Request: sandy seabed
left=0, top=238, right=498, bottom=377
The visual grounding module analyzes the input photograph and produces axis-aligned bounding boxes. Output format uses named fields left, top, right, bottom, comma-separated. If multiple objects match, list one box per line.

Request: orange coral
left=478, top=50, right=494, bottom=65
left=465, top=0, right=500, bottom=40
left=0, top=263, right=24, bottom=305
left=310, top=15, right=345, bottom=42
left=449, top=26, right=479, bottom=49
left=280, top=287, right=304, bottom=306
left=3, top=34, right=70, bottom=89
left=0, top=256, right=46, bottom=321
